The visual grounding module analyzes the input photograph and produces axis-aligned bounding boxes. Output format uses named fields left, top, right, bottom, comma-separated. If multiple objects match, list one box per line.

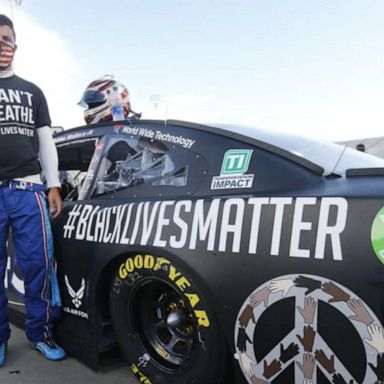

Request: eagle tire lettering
left=109, top=254, right=227, bottom=384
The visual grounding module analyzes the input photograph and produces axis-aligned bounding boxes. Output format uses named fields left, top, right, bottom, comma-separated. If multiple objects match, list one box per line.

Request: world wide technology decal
left=234, top=274, right=384, bottom=384
left=121, top=126, right=196, bottom=149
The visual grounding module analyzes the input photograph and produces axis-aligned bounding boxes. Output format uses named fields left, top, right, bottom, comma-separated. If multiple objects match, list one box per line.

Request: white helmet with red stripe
left=79, top=75, right=131, bottom=125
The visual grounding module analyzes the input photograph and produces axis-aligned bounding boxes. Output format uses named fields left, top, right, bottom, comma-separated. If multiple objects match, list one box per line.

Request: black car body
left=7, top=119, right=384, bottom=384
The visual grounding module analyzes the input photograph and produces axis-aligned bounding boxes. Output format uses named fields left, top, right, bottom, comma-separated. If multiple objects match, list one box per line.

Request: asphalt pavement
left=0, top=324, right=137, bottom=384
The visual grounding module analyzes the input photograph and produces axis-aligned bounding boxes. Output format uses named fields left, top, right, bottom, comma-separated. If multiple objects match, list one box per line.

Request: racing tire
left=109, top=253, right=227, bottom=384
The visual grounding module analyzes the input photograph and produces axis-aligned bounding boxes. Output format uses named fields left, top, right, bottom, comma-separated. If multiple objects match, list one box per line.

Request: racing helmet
left=79, top=75, right=131, bottom=125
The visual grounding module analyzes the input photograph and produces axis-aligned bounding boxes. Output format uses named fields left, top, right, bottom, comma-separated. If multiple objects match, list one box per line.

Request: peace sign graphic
left=234, top=274, right=384, bottom=384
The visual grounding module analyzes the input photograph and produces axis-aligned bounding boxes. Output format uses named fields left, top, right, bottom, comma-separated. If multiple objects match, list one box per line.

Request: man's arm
left=37, top=126, right=63, bottom=218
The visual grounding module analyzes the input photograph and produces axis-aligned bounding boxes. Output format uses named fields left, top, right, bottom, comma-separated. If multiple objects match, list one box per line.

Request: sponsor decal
left=211, top=149, right=254, bottom=189
left=122, top=126, right=195, bottom=149
left=65, top=275, right=85, bottom=308
left=371, top=206, right=384, bottom=264
left=63, top=275, right=88, bottom=319
left=62, top=306, right=88, bottom=319
left=234, top=274, right=384, bottom=383
left=221, top=149, right=253, bottom=175
left=118, top=254, right=210, bottom=327
left=63, top=197, right=348, bottom=260
left=54, top=129, right=94, bottom=144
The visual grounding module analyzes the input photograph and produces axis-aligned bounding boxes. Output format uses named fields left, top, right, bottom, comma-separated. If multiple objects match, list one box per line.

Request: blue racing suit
left=0, top=182, right=59, bottom=343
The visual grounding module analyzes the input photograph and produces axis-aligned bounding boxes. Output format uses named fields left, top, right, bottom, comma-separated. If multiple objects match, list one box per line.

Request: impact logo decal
left=234, top=274, right=384, bottom=383
left=371, top=206, right=384, bottom=264
left=211, top=149, right=254, bottom=190
left=63, top=197, right=348, bottom=261
left=63, top=275, right=88, bottom=319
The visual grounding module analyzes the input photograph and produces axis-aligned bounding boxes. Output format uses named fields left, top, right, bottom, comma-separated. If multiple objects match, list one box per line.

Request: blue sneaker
left=0, top=342, right=6, bottom=367
left=34, top=338, right=66, bottom=361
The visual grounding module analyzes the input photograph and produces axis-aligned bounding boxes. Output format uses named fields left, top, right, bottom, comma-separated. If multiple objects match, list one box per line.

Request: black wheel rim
left=128, top=278, right=199, bottom=370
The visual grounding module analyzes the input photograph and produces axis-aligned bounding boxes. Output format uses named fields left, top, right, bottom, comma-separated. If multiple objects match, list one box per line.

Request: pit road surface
left=0, top=324, right=137, bottom=384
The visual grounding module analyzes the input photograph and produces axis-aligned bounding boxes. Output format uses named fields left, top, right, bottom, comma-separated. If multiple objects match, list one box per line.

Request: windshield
left=215, top=124, right=384, bottom=176
left=90, top=136, right=186, bottom=197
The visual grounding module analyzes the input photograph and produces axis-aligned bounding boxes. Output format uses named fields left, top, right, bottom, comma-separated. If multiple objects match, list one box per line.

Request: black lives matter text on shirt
left=0, top=75, right=51, bottom=180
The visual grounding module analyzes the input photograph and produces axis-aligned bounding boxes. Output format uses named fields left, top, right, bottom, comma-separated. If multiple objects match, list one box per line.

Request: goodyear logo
left=119, top=254, right=210, bottom=328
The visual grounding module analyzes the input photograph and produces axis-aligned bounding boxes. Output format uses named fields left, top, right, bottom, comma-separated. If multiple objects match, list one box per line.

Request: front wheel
left=109, top=254, right=227, bottom=384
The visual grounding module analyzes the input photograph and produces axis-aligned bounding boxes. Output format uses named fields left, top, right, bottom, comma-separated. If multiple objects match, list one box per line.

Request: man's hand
left=48, top=187, right=63, bottom=219
left=238, top=304, right=255, bottom=328
left=364, top=324, right=384, bottom=353
left=297, top=325, right=316, bottom=352
left=250, top=287, right=271, bottom=308
left=296, top=353, right=315, bottom=379
left=315, top=349, right=335, bottom=374
left=348, top=298, right=374, bottom=326
left=322, top=281, right=350, bottom=303
left=297, top=296, right=317, bottom=325
left=294, top=276, right=322, bottom=295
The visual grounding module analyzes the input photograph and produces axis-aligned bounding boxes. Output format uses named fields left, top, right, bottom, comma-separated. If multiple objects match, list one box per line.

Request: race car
left=6, top=119, right=384, bottom=384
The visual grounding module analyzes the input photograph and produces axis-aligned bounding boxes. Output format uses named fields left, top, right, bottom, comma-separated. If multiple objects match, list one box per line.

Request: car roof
left=54, top=119, right=384, bottom=176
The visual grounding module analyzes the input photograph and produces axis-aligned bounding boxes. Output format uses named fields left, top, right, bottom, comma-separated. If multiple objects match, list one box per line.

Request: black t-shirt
left=0, top=75, right=51, bottom=180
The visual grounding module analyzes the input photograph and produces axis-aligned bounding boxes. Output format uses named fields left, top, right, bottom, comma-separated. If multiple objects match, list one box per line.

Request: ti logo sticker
left=371, top=207, right=384, bottom=264
left=211, top=149, right=254, bottom=190
left=221, top=149, right=252, bottom=175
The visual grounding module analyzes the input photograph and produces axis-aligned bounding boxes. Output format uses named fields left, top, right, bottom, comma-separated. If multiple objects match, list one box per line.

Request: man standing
left=0, top=14, right=65, bottom=365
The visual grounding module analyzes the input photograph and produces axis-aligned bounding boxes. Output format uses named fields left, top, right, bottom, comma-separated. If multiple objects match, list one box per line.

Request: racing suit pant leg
left=0, top=189, right=11, bottom=344
left=9, top=189, right=51, bottom=343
